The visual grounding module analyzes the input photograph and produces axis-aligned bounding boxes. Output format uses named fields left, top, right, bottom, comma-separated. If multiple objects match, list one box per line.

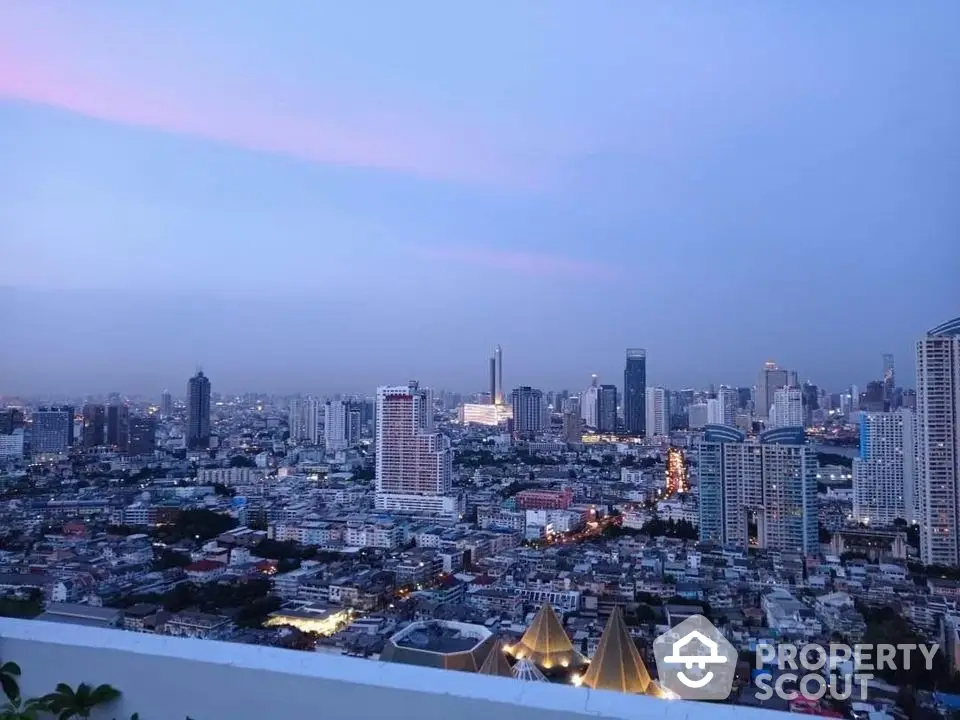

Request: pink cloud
left=416, top=245, right=618, bottom=279
left=0, top=7, right=542, bottom=189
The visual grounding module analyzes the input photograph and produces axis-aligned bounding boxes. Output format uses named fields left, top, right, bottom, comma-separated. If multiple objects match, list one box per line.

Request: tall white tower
left=645, top=387, right=669, bottom=437
left=918, top=317, right=960, bottom=566
left=853, top=409, right=917, bottom=526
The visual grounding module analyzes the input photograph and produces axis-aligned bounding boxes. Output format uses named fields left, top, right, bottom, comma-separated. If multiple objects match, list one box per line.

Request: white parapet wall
left=1, top=618, right=782, bottom=720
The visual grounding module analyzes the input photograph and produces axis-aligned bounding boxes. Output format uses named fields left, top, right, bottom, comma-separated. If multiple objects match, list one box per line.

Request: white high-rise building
left=288, top=398, right=320, bottom=444
left=853, top=410, right=917, bottom=527
left=581, top=376, right=600, bottom=430
left=917, top=317, right=960, bottom=566
left=756, top=362, right=791, bottom=420
left=698, top=426, right=818, bottom=555
left=706, top=398, right=725, bottom=426
left=645, top=387, right=669, bottom=437
left=374, top=382, right=456, bottom=516
left=770, top=387, right=803, bottom=428
left=688, top=402, right=709, bottom=430
left=324, top=400, right=349, bottom=451
left=717, top=385, right=737, bottom=426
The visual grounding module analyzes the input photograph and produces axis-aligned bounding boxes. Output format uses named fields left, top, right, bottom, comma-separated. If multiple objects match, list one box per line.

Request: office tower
left=489, top=355, right=497, bottom=404
left=644, top=387, right=669, bottom=437
left=687, top=402, right=709, bottom=430
left=82, top=404, right=106, bottom=447
left=581, top=377, right=600, bottom=430
left=706, top=398, right=725, bottom=426
left=903, top=389, right=917, bottom=410
left=698, top=426, right=818, bottom=554
left=187, top=370, right=212, bottom=450
left=883, top=353, right=896, bottom=407
left=737, top=387, right=753, bottom=411
left=374, top=382, right=455, bottom=515
left=323, top=400, right=349, bottom=451
left=288, top=398, right=320, bottom=444
left=756, top=362, right=791, bottom=420
left=107, top=403, right=130, bottom=451
left=511, top=386, right=546, bottom=435
left=801, top=383, right=819, bottom=425
left=862, top=381, right=885, bottom=413
left=128, top=417, right=157, bottom=456
left=493, top=345, right=504, bottom=405
left=714, top=386, right=736, bottom=426
left=917, top=317, right=960, bottom=566
left=597, top=384, right=618, bottom=433
left=562, top=411, right=582, bottom=444
left=0, top=430, right=24, bottom=459
left=853, top=410, right=916, bottom=526
left=0, top=408, right=25, bottom=435
left=30, top=407, right=72, bottom=454
left=850, top=384, right=860, bottom=412
left=562, top=395, right=580, bottom=416
left=770, top=387, right=803, bottom=428
left=623, top=349, right=647, bottom=436
left=347, top=404, right=361, bottom=445
left=160, top=391, right=173, bottom=417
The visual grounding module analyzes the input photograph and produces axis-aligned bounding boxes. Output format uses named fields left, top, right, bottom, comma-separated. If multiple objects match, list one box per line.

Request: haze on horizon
left=1, top=1, right=957, bottom=398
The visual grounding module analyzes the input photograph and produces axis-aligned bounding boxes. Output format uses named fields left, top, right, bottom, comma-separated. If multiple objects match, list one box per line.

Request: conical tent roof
left=512, top=658, right=548, bottom=682
left=511, top=603, right=585, bottom=670
left=581, top=607, right=653, bottom=694
left=478, top=639, right=513, bottom=677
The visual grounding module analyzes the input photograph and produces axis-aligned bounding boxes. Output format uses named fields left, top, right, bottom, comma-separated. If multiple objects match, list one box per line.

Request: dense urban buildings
left=756, top=362, right=796, bottom=420
left=622, top=348, right=646, bottom=436
left=510, top=386, right=545, bottom=435
left=289, top=398, right=320, bottom=445
left=917, top=316, right=960, bottom=566
left=187, top=371, right=212, bottom=450
left=30, top=407, right=72, bottom=454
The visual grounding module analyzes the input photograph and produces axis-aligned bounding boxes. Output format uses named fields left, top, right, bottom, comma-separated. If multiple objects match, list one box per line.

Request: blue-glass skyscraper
left=623, top=348, right=646, bottom=436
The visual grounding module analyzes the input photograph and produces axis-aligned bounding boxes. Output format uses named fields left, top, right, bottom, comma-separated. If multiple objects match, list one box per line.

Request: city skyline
left=2, top=2, right=957, bottom=395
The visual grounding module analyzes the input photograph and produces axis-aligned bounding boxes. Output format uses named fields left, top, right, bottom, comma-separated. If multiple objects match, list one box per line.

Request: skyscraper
left=581, top=376, right=599, bottom=430
left=489, top=355, right=497, bottom=405
left=717, top=386, right=737, bottom=426
left=493, top=345, right=504, bottom=406
left=623, top=348, right=647, bottom=436
left=107, top=403, right=130, bottom=452
left=160, top=390, right=173, bottom=417
left=511, top=386, right=546, bottom=435
left=289, top=398, right=320, bottom=444
left=597, top=384, right=618, bottom=433
left=770, top=387, right=804, bottom=428
left=323, top=400, right=348, bottom=451
left=917, top=317, right=960, bottom=566
left=882, top=353, right=896, bottom=407
left=82, top=404, right=106, bottom=447
left=187, top=370, right=212, bottom=450
left=645, top=387, right=669, bottom=437
left=30, top=407, right=72, bottom=455
left=706, top=398, right=725, bottom=426
left=562, top=411, right=582, bottom=445
left=756, top=362, right=791, bottom=420
left=698, top=426, right=818, bottom=554
left=374, top=382, right=455, bottom=516
left=853, top=410, right=916, bottom=526
left=129, top=417, right=157, bottom=456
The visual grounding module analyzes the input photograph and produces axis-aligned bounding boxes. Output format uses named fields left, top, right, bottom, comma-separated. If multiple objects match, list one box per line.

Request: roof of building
left=509, top=603, right=585, bottom=670
left=581, top=607, right=653, bottom=695
left=512, top=658, right=547, bottom=682
left=381, top=620, right=496, bottom=673
left=477, top=639, right=513, bottom=678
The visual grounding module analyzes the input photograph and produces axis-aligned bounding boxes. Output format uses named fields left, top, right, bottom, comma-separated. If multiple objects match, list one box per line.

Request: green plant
left=0, top=662, right=21, bottom=704
left=43, top=683, right=121, bottom=720
left=0, top=696, right=48, bottom=720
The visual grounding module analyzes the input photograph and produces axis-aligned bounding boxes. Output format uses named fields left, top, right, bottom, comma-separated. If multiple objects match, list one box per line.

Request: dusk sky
left=2, top=1, right=957, bottom=397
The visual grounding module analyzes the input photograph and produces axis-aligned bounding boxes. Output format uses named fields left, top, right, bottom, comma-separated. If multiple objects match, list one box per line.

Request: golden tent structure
left=581, top=607, right=655, bottom=695
left=478, top=638, right=513, bottom=678
left=507, top=603, right=585, bottom=671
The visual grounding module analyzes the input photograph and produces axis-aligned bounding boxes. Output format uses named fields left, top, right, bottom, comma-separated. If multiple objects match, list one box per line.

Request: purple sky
left=1, top=1, right=958, bottom=396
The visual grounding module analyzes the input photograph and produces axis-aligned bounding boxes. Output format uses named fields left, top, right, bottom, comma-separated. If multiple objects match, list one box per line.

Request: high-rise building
left=31, top=407, right=72, bottom=455
left=917, top=317, right=960, bottom=566
left=107, top=403, right=130, bottom=451
left=511, top=386, right=546, bottom=435
left=706, top=398, right=725, bottom=426
left=0, top=408, right=25, bottom=435
left=853, top=410, right=916, bottom=527
left=323, top=400, right=349, bottom=451
left=623, top=349, right=647, bottom=436
left=288, top=398, right=320, bottom=444
left=562, top=411, right=582, bottom=444
left=882, top=353, right=896, bottom=407
left=698, top=426, right=818, bottom=554
left=160, top=391, right=173, bottom=417
left=82, top=404, right=106, bottom=447
left=187, top=371, right=212, bottom=450
left=756, top=362, right=791, bottom=420
left=597, top=384, right=618, bottom=433
left=489, top=355, right=497, bottom=405
left=770, top=387, right=803, bottom=428
left=374, top=382, right=455, bottom=516
left=645, top=387, right=669, bottom=437
left=716, top=386, right=737, bottom=426
left=129, top=417, right=157, bottom=456
left=687, top=403, right=708, bottom=430
left=581, top=376, right=599, bottom=430
left=493, top=345, right=504, bottom=406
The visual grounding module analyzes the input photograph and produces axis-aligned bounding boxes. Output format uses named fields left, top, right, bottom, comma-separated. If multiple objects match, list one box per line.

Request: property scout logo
left=653, top=615, right=940, bottom=702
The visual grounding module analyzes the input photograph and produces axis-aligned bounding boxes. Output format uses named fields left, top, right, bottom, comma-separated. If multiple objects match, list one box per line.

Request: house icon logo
left=653, top=615, right=738, bottom=700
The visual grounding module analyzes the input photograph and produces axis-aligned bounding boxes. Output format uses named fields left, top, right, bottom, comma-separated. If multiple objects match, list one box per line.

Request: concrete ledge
left=0, top=618, right=781, bottom=720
